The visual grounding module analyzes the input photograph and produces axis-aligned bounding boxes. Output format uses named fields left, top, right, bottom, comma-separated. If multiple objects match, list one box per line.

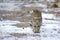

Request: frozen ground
left=0, top=3, right=24, bottom=11
left=0, top=3, right=60, bottom=12
left=0, top=13, right=60, bottom=40
left=0, top=1, right=60, bottom=40
left=0, top=2, right=48, bottom=11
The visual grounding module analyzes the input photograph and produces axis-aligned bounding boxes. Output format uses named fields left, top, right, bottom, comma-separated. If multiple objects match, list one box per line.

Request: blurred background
left=0, top=0, right=60, bottom=40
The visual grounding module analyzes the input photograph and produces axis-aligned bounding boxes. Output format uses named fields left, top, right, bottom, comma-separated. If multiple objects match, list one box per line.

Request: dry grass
left=12, top=22, right=30, bottom=28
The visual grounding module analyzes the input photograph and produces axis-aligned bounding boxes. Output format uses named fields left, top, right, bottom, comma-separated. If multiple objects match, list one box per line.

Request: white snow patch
left=24, top=3, right=47, bottom=8
left=0, top=3, right=23, bottom=11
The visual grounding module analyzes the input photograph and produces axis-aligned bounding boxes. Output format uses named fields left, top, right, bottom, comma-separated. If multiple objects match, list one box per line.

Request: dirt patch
left=10, top=33, right=27, bottom=38
left=12, top=22, right=30, bottom=28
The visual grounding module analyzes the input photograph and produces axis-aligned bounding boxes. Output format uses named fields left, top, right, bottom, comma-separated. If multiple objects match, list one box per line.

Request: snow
left=42, top=8, right=60, bottom=12
left=0, top=2, right=48, bottom=11
left=24, top=3, right=47, bottom=8
left=0, top=3, right=24, bottom=11
left=0, top=1, right=60, bottom=40
left=0, top=13, right=60, bottom=40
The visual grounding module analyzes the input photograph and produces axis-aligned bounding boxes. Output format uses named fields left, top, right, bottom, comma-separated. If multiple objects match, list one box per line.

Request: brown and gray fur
left=30, top=10, right=42, bottom=33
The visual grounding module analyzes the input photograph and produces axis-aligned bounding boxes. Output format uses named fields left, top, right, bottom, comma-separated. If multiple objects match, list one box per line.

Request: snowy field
left=0, top=2, right=48, bottom=11
left=0, top=13, right=60, bottom=40
left=0, top=1, right=60, bottom=40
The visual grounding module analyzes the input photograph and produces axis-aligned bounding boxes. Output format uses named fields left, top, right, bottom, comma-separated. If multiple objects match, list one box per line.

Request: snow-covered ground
left=0, top=2, right=60, bottom=12
left=0, top=3, right=24, bottom=11
left=0, top=2, right=47, bottom=11
left=0, top=13, right=60, bottom=40
left=0, top=0, right=60, bottom=40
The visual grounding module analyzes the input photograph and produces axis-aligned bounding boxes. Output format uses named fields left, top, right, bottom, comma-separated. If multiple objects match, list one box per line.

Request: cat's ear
left=33, top=9, right=36, bottom=12
left=33, top=9, right=38, bottom=12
